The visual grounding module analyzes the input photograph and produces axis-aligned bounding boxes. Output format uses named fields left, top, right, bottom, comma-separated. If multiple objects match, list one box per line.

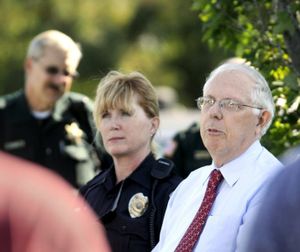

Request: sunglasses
left=45, top=66, right=79, bottom=79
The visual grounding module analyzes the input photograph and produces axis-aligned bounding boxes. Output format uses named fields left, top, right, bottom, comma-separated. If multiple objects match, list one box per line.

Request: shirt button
left=121, top=225, right=127, bottom=231
left=45, top=148, right=52, bottom=155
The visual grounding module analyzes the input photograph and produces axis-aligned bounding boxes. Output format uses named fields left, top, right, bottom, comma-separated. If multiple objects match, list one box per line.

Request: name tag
left=4, top=140, right=26, bottom=150
left=194, top=150, right=211, bottom=159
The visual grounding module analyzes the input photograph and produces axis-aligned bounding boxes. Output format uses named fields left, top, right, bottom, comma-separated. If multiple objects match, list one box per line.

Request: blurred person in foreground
left=0, top=30, right=110, bottom=188
left=0, top=151, right=111, bottom=252
left=153, top=62, right=283, bottom=252
left=80, top=71, right=182, bottom=252
left=243, top=146, right=300, bottom=252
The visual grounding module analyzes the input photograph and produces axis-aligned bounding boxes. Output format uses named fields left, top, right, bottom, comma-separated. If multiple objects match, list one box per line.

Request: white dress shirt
left=153, top=141, right=283, bottom=252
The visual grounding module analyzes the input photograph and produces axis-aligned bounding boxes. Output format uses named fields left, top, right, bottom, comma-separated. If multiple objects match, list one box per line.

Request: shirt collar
left=127, top=153, right=154, bottom=190
left=102, top=166, right=117, bottom=191
left=210, top=140, right=263, bottom=187
left=103, top=153, right=155, bottom=191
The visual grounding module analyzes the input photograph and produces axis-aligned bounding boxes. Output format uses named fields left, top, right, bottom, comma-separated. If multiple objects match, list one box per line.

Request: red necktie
left=175, top=169, right=223, bottom=252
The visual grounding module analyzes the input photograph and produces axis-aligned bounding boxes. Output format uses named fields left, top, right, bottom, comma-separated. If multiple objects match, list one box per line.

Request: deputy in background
left=164, top=122, right=211, bottom=178
left=0, top=30, right=109, bottom=187
left=80, top=71, right=181, bottom=252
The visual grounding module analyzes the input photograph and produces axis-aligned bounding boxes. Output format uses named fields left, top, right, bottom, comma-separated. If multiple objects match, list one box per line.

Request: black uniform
left=0, top=90, right=111, bottom=187
left=80, top=153, right=182, bottom=252
left=165, top=122, right=211, bottom=178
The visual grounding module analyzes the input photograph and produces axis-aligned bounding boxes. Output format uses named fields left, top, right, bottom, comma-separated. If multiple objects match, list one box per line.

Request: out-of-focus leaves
left=0, top=0, right=228, bottom=108
left=193, top=0, right=300, bottom=156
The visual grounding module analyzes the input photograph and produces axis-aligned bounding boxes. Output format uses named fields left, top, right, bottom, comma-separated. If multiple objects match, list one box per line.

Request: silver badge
left=128, top=193, right=149, bottom=218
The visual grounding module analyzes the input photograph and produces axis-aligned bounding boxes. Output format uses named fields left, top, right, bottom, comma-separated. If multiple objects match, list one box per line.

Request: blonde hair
left=94, top=71, right=159, bottom=129
left=27, top=30, right=82, bottom=67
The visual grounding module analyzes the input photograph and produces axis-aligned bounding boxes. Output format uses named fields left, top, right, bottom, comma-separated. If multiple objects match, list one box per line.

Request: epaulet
left=79, top=168, right=109, bottom=196
left=151, top=158, right=174, bottom=179
left=0, top=90, right=24, bottom=110
left=67, top=92, right=93, bottom=109
left=0, top=97, right=7, bottom=109
left=67, top=92, right=91, bottom=103
left=0, top=90, right=21, bottom=109
left=87, top=168, right=109, bottom=185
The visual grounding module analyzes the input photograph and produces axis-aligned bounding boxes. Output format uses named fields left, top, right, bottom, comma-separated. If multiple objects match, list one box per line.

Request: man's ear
left=24, top=58, right=33, bottom=73
left=256, top=110, right=271, bottom=132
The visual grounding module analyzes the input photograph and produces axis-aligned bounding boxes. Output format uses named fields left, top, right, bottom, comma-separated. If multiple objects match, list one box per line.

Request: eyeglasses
left=44, top=66, right=79, bottom=79
left=196, top=96, right=264, bottom=112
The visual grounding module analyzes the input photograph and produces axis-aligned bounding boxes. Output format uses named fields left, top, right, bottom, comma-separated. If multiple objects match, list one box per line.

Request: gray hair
left=203, top=62, right=275, bottom=136
left=27, top=30, right=82, bottom=67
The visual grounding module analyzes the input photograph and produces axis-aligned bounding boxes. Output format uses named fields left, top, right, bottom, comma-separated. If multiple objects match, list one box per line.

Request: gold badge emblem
left=65, top=122, right=83, bottom=145
left=128, top=193, right=149, bottom=218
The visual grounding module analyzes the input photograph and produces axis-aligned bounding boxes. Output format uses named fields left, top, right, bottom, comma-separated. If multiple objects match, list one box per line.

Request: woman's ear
left=150, top=117, right=160, bottom=136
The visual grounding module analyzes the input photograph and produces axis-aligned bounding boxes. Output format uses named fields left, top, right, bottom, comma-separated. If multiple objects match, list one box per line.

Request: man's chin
left=43, top=93, right=63, bottom=109
left=46, top=88, right=64, bottom=99
left=205, top=141, right=223, bottom=155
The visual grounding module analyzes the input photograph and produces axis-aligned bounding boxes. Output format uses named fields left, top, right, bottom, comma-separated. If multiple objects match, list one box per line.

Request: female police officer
left=80, top=71, right=182, bottom=251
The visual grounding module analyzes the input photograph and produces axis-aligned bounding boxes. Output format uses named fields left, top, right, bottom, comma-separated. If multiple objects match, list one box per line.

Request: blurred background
left=0, top=0, right=299, bottom=157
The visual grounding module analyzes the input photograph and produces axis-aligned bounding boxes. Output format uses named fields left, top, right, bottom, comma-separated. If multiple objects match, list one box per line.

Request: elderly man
left=153, top=62, right=282, bottom=252
left=0, top=30, right=110, bottom=187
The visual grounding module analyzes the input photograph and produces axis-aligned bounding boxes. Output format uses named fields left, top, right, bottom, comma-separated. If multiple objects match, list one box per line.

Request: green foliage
left=116, top=0, right=230, bottom=107
left=0, top=0, right=139, bottom=94
left=192, top=0, right=300, bottom=156
left=0, top=0, right=228, bottom=108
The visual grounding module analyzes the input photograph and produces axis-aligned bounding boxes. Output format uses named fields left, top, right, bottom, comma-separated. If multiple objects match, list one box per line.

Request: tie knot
left=209, top=169, right=223, bottom=186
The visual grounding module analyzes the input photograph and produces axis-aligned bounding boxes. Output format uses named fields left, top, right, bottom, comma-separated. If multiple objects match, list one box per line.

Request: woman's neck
left=113, top=151, right=150, bottom=184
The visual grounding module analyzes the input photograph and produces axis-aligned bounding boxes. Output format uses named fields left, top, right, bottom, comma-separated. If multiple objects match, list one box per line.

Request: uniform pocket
left=106, top=216, right=150, bottom=252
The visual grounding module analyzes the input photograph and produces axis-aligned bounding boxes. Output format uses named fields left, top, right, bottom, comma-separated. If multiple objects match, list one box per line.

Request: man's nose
left=208, top=102, right=223, bottom=119
left=52, top=73, right=69, bottom=84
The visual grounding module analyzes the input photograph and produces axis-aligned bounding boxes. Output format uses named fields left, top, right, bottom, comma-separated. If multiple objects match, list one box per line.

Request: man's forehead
left=40, top=48, right=78, bottom=69
left=204, top=70, right=254, bottom=93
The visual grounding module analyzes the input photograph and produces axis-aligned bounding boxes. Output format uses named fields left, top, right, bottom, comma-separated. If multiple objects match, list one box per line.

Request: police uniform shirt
left=169, top=122, right=211, bottom=178
left=80, top=153, right=182, bottom=252
left=0, top=90, right=107, bottom=187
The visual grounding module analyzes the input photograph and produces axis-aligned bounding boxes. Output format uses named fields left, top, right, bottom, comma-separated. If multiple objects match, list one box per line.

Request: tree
left=192, top=0, right=300, bottom=155
left=117, top=0, right=230, bottom=107
left=0, top=0, right=228, bottom=109
left=0, top=0, right=137, bottom=95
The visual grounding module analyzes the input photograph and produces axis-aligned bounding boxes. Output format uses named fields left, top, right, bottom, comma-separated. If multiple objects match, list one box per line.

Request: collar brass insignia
left=128, top=193, right=149, bottom=218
